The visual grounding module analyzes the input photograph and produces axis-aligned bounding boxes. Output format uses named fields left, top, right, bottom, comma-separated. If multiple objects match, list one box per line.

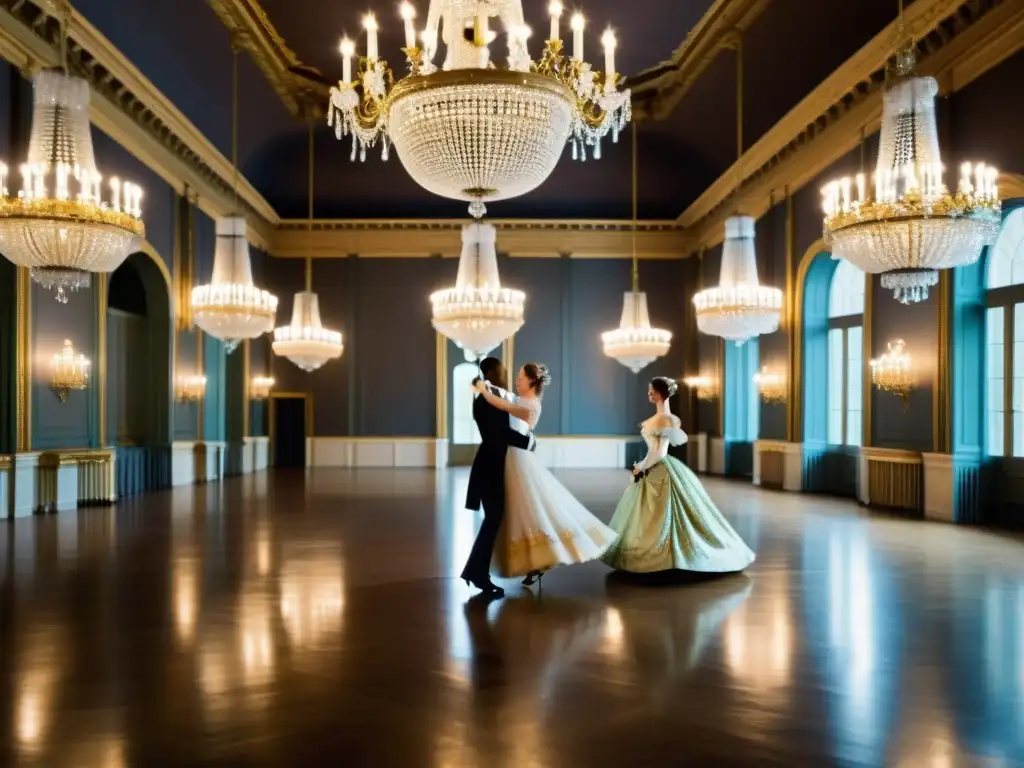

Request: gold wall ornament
left=175, top=374, right=207, bottom=404
left=870, top=339, right=914, bottom=407
left=684, top=375, right=717, bottom=402
left=753, top=366, right=786, bottom=404
left=250, top=376, right=275, bottom=400
left=50, top=339, right=90, bottom=402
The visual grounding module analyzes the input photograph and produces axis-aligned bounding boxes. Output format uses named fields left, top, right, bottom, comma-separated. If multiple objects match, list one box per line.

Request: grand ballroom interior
left=0, top=0, right=1023, bottom=764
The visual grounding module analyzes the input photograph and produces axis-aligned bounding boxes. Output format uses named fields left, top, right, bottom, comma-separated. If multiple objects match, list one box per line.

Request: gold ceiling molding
left=630, top=0, right=774, bottom=121
left=271, top=219, right=691, bottom=259
left=0, top=0, right=279, bottom=248
left=682, top=0, right=1024, bottom=249
left=206, top=0, right=328, bottom=119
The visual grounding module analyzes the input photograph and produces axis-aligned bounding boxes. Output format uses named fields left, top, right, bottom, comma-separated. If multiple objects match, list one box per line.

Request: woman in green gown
left=601, top=376, right=755, bottom=574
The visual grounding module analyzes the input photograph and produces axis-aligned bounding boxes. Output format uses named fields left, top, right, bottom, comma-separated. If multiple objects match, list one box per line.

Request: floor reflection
left=0, top=470, right=1023, bottom=765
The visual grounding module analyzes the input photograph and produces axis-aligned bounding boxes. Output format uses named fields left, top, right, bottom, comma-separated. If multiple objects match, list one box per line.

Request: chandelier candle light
left=601, top=129, right=671, bottom=374
left=175, top=375, right=207, bottom=404
left=870, top=338, right=914, bottom=406
left=0, top=66, right=145, bottom=303
left=327, top=0, right=632, bottom=218
left=272, top=125, right=343, bottom=373
left=430, top=221, right=524, bottom=360
left=250, top=376, right=275, bottom=400
left=191, top=46, right=277, bottom=353
left=50, top=339, right=89, bottom=402
left=683, top=375, right=716, bottom=402
left=821, top=8, right=1000, bottom=304
left=753, top=366, right=786, bottom=404
left=693, top=34, right=782, bottom=345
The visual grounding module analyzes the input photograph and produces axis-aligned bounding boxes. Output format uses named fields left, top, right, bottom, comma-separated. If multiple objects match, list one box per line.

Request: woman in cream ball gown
left=601, top=376, right=755, bottom=574
left=473, top=363, right=618, bottom=586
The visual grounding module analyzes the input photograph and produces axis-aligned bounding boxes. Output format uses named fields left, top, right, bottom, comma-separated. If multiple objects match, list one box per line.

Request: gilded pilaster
left=862, top=272, right=873, bottom=448
left=934, top=270, right=950, bottom=453
left=15, top=266, right=31, bottom=453
left=435, top=332, right=448, bottom=439
left=784, top=190, right=795, bottom=442
left=196, top=330, right=204, bottom=439
left=97, top=274, right=108, bottom=446
left=242, top=339, right=251, bottom=437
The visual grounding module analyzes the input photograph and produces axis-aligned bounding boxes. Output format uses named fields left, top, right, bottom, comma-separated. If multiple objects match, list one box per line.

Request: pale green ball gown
left=601, top=416, right=756, bottom=574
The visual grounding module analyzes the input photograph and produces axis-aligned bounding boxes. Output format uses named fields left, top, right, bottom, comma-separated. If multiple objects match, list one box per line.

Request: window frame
left=826, top=260, right=866, bottom=449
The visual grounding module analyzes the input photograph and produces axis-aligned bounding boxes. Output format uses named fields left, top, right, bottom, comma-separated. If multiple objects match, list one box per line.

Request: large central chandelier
left=822, top=45, right=1000, bottom=304
left=693, top=34, right=782, bottom=345
left=693, top=216, right=783, bottom=344
left=327, top=0, right=631, bottom=218
left=191, top=45, right=277, bottom=353
left=273, top=126, right=343, bottom=372
left=0, top=67, right=145, bottom=303
left=601, top=129, right=671, bottom=374
left=430, top=221, right=524, bottom=359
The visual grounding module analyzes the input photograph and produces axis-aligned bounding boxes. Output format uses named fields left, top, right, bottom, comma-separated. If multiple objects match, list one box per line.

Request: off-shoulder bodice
left=640, top=416, right=688, bottom=451
left=510, top=395, right=542, bottom=434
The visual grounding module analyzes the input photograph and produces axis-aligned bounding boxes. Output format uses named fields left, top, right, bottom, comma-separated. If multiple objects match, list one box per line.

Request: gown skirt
left=600, top=455, right=755, bottom=574
left=493, top=447, right=619, bottom=578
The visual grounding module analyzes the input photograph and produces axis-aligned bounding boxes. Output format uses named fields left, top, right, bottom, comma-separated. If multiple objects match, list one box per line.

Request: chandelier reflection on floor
left=0, top=64, right=145, bottom=303
left=821, top=10, right=1000, bottom=304
left=327, top=0, right=631, bottom=218
left=601, top=130, right=671, bottom=373
left=430, top=221, right=524, bottom=360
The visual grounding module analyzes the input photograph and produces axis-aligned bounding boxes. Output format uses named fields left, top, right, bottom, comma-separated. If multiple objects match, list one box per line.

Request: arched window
left=985, top=208, right=1024, bottom=457
left=827, top=259, right=866, bottom=446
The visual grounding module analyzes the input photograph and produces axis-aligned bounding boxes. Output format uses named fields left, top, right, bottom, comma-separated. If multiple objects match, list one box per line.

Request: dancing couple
left=460, top=359, right=755, bottom=598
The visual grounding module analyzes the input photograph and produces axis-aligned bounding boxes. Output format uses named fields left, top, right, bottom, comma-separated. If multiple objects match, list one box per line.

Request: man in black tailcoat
left=461, top=356, right=535, bottom=597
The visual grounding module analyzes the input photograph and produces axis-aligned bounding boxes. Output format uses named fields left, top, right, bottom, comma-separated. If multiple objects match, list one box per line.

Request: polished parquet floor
left=2, top=468, right=1024, bottom=767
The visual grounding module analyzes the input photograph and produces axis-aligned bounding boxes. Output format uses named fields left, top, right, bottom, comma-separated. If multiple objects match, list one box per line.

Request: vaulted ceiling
left=70, top=0, right=915, bottom=220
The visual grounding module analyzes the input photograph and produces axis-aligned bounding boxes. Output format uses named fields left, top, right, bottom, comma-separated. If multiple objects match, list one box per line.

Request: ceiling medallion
left=601, top=129, right=671, bottom=374
left=430, top=221, right=524, bottom=360
left=0, top=69, right=145, bottom=303
left=822, top=48, right=1000, bottom=304
left=693, top=216, right=783, bottom=344
left=327, top=0, right=631, bottom=218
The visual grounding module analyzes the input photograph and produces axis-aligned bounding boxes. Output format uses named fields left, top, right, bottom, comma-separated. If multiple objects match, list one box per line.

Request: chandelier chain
left=307, top=121, right=314, bottom=293
left=631, top=124, right=638, bottom=294
left=231, top=45, right=240, bottom=207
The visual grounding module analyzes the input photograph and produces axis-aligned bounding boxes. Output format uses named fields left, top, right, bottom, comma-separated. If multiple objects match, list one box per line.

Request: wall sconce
left=870, top=339, right=914, bottom=407
left=684, top=375, right=717, bottom=401
left=753, top=366, right=786, bottom=404
left=250, top=376, right=275, bottom=400
left=175, top=375, right=207, bottom=404
left=50, top=339, right=90, bottom=402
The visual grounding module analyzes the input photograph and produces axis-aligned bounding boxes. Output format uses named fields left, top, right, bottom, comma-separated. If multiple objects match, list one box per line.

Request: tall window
left=724, top=338, right=759, bottom=443
left=985, top=208, right=1024, bottom=458
left=827, top=259, right=865, bottom=446
left=451, top=362, right=482, bottom=445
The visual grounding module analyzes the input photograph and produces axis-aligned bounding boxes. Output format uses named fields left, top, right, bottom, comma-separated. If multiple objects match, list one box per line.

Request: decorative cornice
left=0, top=0, right=279, bottom=248
left=630, top=0, right=774, bottom=120
left=682, top=0, right=1024, bottom=249
left=206, top=0, right=329, bottom=119
left=271, top=218, right=691, bottom=259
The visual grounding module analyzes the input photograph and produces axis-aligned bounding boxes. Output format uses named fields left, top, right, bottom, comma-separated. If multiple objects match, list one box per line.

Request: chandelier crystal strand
left=272, top=124, right=344, bottom=372
left=430, top=221, right=525, bottom=359
left=601, top=128, right=671, bottom=373
left=190, top=44, right=277, bottom=352
left=822, top=13, right=1000, bottom=304
left=327, top=0, right=631, bottom=218
left=0, top=53, right=145, bottom=302
left=693, top=34, right=782, bottom=345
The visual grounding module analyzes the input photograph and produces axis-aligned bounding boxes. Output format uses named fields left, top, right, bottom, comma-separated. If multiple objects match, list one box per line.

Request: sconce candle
left=870, top=339, right=914, bottom=406
left=683, top=375, right=717, bottom=402
left=250, top=376, right=275, bottom=401
left=753, top=366, right=786, bottom=404
left=175, top=375, right=207, bottom=404
left=50, top=339, right=90, bottom=402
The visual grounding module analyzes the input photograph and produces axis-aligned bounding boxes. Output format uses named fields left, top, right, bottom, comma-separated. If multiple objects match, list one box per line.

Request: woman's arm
left=474, top=381, right=534, bottom=423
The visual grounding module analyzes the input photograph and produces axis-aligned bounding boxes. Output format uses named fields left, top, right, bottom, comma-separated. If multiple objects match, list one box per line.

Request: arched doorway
left=107, top=251, right=172, bottom=495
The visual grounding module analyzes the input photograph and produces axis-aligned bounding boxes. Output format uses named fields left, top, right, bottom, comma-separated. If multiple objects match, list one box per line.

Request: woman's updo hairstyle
left=650, top=376, right=678, bottom=400
left=523, top=362, right=552, bottom=395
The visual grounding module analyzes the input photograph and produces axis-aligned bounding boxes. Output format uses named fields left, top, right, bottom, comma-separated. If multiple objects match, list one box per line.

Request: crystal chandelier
left=430, top=221, right=524, bottom=359
left=191, top=45, right=277, bottom=353
left=175, top=375, right=207, bottom=403
left=693, top=216, right=783, bottom=344
left=821, top=43, right=1000, bottom=304
left=0, top=67, right=144, bottom=303
left=327, top=0, right=631, bottom=218
left=601, top=130, right=671, bottom=373
left=693, top=35, right=782, bottom=345
left=272, top=125, right=344, bottom=373
left=753, top=366, right=786, bottom=404
left=870, top=338, right=914, bottom=403
left=50, top=338, right=89, bottom=401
